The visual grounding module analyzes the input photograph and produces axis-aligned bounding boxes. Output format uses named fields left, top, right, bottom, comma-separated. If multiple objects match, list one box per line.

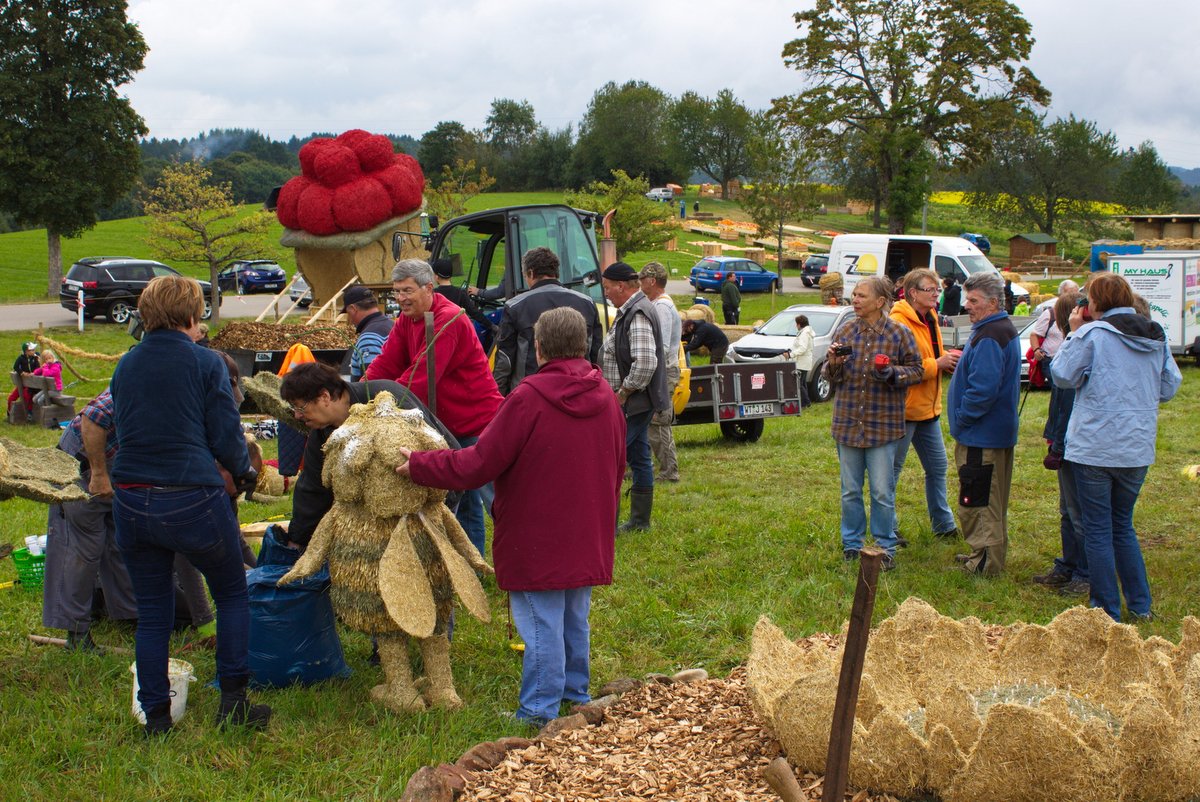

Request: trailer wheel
left=720, top=418, right=764, bottom=443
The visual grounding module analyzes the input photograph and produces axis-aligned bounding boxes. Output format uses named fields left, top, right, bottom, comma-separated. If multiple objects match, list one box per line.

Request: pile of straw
left=240, top=372, right=305, bottom=432
left=748, top=598, right=1200, bottom=802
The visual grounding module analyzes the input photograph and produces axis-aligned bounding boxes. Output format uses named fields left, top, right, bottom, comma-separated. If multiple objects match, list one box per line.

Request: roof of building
left=1009, top=233, right=1058, bottom=244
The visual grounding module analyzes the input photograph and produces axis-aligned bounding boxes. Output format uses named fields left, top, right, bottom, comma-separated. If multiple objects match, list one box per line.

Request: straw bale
left=771, top=670, right=839, bottom=772
left=942, top=703, right=1109, bottom=802
left=925, top=724, right=965, bottom=791
left=849, top=707, right=928, bottom=795
left=240, top=372, right=304, bottom=432
left=860, top=620, right=919, bottom=714
left=910, top=617, right=992, bottom=704
left=0, top=438, right=86, bottom=504
left=685, top=304, right=715, bottom=324
left=1036, top=691, right=1075, bottom=728
left=993, top=624, right=1059, bottom=687
left=1045, top=605, right=1113, bottom=690
left=0, top=442, right=7, bottom=476
left=1173, top=615, right=1200, bottom=680
left=924, top=684, right=981, bottom=749
left=1076, top=715, right=1117, bottom=760
left=1182, top=654, right=1200, bottom=742
left=1115, top=693, right=1200, bottom=800
left=747, top=616, right=823, bottom=721
left=1017, top=281, right=1040, bottom=296
left=1096, top=623, right=1153, bottom=711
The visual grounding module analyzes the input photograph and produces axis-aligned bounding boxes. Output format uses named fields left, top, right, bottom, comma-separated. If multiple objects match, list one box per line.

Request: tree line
left=1, top=0, right=1196, bottom=295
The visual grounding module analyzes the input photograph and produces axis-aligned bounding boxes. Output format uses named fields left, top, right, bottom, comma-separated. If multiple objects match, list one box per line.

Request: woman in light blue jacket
left=1050, top=272, right=1182, bottom=622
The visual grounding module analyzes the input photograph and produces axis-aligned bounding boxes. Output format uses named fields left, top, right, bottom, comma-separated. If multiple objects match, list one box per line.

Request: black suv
left=60, top=257, right=217, bottom=324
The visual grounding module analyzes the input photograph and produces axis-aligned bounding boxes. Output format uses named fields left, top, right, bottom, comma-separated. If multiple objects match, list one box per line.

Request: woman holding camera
left=1050, top=273, right=1181, bottom=622
left=825, top=276, right=923, bottom=570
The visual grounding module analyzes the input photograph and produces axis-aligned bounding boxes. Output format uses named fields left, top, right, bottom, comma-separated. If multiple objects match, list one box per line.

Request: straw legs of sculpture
left=115, top=485, right=258, bottom=724
left=509, top=587, right=592, bottom=726
left=1073, top=463, right=1151, bottom=622
left=954, top=443, right=1013, bottom=576
left=453, top=434, right=496, bottom=558
left=837, top=442, right=900, bottom=556
left=42, top=478, right=138, bottom=647
left=648, top=365, right=681, bottom=483
left=374, top=628, right=461, bottom=713
left=890, top=418, right=957, bottom=539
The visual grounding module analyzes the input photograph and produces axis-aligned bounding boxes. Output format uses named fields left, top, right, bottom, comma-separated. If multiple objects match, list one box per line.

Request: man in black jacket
left=343, top=285, right=393, bottom=381
left=276, top=362, right=459, bottom=550
left=492, top=247, right=603, bottom=395
left=682, top=318, right=730, bottom=364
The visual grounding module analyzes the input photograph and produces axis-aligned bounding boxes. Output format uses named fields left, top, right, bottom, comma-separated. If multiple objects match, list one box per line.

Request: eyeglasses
left=913, top=286, right=940, bottom=294
left=392, top=285, right=424, bottom=299
left=290, top=400, right=310, bottom=416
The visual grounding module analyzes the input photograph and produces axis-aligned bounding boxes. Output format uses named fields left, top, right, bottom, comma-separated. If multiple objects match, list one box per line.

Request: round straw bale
left=1115, top=694, right=1200, bottom=800
left=849, top=707, right=929, bottom=795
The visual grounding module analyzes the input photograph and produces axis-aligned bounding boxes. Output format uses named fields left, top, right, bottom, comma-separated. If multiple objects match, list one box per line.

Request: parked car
left=689, top=257, right=781, bottom=293
left=959, top=232, right=991, bottom=254
left=217, top=260, right=287, bottom=294
left=645, top=187, right=674, bottom=202
left=289, top=274, right=312, bottom=308
left=726, top=303, right=856, bottom=403
left=60, top=257, right=217, bottom=324
left=800, top=254, right=829, bottom=287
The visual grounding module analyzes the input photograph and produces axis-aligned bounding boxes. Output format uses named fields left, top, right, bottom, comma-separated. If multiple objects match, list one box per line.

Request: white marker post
left=77, top=289, right=85, bottom=332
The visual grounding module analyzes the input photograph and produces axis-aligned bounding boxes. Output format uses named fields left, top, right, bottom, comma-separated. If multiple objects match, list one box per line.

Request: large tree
left=669, top=89, right=754, bottom=199
left=484, top=98, right=538, bottom=157
left=742, top=114, right=821, bottom=269
left=417, top=121, right=470, bottom=183
left=777, top=0, right=1049, bottom=233
left=1115, top=142, right=1181, bottom=214
left=0, top=0, right=148, bottom=295
left=565, top=170, right=674, bottom=257
left=965, top=114, right=1120, bottom=238
left=570, top=81, right=685, bottom=187
left=143, top=162, right=277, bottom=324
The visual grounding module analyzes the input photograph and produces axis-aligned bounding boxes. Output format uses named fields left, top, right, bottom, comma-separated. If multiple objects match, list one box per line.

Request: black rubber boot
left=618, top=488, right=653, bottom=534
left=66, top=629, right=102, bottom=654
left=144, top=703, right=173, bottom=737
left=216, top=675, right=272, bottom=730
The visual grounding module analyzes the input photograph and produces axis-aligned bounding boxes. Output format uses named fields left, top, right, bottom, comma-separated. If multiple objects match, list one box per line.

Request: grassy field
left=0, top=313, right=1198, bottom=798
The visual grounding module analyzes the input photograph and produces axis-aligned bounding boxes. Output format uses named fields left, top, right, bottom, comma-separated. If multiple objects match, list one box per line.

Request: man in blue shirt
left=947, top=271, right=1021, bottom=577
left=343, top=285, right=392, bottom=381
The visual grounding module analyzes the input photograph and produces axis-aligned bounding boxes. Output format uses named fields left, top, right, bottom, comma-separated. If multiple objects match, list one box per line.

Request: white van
left=829, top=234, right=1027, bottom=302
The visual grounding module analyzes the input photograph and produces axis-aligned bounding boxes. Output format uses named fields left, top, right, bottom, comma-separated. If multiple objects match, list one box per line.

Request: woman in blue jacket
left=1050, top=272, right=1182, bottom=622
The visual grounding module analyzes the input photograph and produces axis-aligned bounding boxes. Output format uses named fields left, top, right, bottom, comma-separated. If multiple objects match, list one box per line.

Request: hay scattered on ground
left=0, top=438, right=86, bottom=504
left=211, top=321, right=355, bottom=351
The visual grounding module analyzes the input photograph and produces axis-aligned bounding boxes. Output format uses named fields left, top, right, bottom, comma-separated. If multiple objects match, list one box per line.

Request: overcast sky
left=123, top=0, right=1200, bottom=168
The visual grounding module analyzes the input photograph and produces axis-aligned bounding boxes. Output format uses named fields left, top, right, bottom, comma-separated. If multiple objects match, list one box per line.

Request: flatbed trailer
left=673, top=361, right=804, bottom=442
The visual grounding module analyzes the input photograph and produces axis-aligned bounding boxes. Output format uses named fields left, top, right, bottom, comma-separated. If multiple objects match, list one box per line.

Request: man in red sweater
left=397, top=307, right=625, bottom=727
left=366, top=258, right=502, bottom=556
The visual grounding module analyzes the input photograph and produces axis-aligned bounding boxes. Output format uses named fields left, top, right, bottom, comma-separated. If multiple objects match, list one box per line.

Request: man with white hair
left=947, top=271, right=1021, bottom=576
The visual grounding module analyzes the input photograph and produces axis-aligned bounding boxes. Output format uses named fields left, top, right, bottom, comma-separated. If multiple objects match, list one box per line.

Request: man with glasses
left=278, top=362, right=458, bottom=551
left=366, top=259, right=502, bottom=557
left=890, top=269, right=962, bottom=547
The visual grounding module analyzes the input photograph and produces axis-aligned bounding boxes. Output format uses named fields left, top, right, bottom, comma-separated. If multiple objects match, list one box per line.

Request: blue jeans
left=453, top=435, right=495, bottom=558
left=891, top=418, right=956, bottom=534
left=510, top=587, right=592, bottom=724
left=1053, top=460, right=1089, bottom=581
left=625, top=410, right=653, bottom=490
left=1073, top=463, right=1150, bottom=621
left=115, top=485, right=250, bottom=714
left=838, top=442, right=899, bottom=555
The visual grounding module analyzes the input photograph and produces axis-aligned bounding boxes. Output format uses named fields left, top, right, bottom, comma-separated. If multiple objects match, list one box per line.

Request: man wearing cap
left=432, top=258, right=495, bottom=340
left=493, top=247, right=603, bottom=395
left=639, top=262, right=682, bottom=482
left=342, top=285, right=393, bottom=382
left=601, top=262, right=668, bottom=532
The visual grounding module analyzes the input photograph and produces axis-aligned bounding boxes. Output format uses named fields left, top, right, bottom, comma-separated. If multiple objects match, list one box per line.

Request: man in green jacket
left=721, top=272, right=741, bottom=324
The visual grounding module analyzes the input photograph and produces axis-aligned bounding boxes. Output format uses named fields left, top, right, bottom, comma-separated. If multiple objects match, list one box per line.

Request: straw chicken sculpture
left=277, top=392, right=491, bottom=713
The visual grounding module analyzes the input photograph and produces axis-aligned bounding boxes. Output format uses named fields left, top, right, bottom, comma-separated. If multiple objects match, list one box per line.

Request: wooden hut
left=1008, top=233, right=1057, bottom=268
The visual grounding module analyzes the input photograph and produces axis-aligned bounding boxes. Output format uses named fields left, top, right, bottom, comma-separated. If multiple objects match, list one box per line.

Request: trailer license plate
left=741, top=403, right=773, bottom=417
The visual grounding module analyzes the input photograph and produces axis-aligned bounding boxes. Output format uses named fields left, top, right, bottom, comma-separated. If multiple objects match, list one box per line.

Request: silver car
left=727, top=304, right=856, bottom=403
left=289, top=274, right=312, bottom=308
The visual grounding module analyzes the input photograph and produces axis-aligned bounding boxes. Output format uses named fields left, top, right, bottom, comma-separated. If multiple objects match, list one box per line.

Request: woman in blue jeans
left=1050, top=272, right=1181, bottom=622
left=110, top=275, right=268, bottom=736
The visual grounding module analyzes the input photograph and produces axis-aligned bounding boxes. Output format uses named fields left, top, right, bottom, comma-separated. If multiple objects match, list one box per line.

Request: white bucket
left=129, top=659, right=197, bottom=724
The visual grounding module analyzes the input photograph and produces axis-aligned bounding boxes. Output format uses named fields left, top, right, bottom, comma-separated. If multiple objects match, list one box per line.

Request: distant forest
left=97, top=128, right=419, bottom=221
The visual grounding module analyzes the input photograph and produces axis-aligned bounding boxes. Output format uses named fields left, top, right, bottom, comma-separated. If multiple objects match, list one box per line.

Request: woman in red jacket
left=397, top=307, right=625, bottom=727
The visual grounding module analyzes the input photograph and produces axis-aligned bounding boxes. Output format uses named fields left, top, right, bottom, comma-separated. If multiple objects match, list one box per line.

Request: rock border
left=398, top=668, right=710, bottom=802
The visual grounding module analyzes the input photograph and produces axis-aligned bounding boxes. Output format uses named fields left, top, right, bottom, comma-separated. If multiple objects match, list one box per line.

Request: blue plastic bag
left=246, top=527, right=351, bottom=688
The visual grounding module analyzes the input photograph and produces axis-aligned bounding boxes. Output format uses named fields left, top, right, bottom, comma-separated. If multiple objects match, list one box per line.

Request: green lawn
left=1, top=316, right=1198, bottom=798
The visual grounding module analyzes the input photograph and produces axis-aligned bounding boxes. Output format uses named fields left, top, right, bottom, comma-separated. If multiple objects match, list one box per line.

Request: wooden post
left=821, top=547, right=883, bottom=802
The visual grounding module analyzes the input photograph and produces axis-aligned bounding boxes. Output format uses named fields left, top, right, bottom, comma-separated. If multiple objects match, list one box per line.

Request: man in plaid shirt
left=600, top=262, right=667, bottom=533
left=825, top=276, right=923, bottom=570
